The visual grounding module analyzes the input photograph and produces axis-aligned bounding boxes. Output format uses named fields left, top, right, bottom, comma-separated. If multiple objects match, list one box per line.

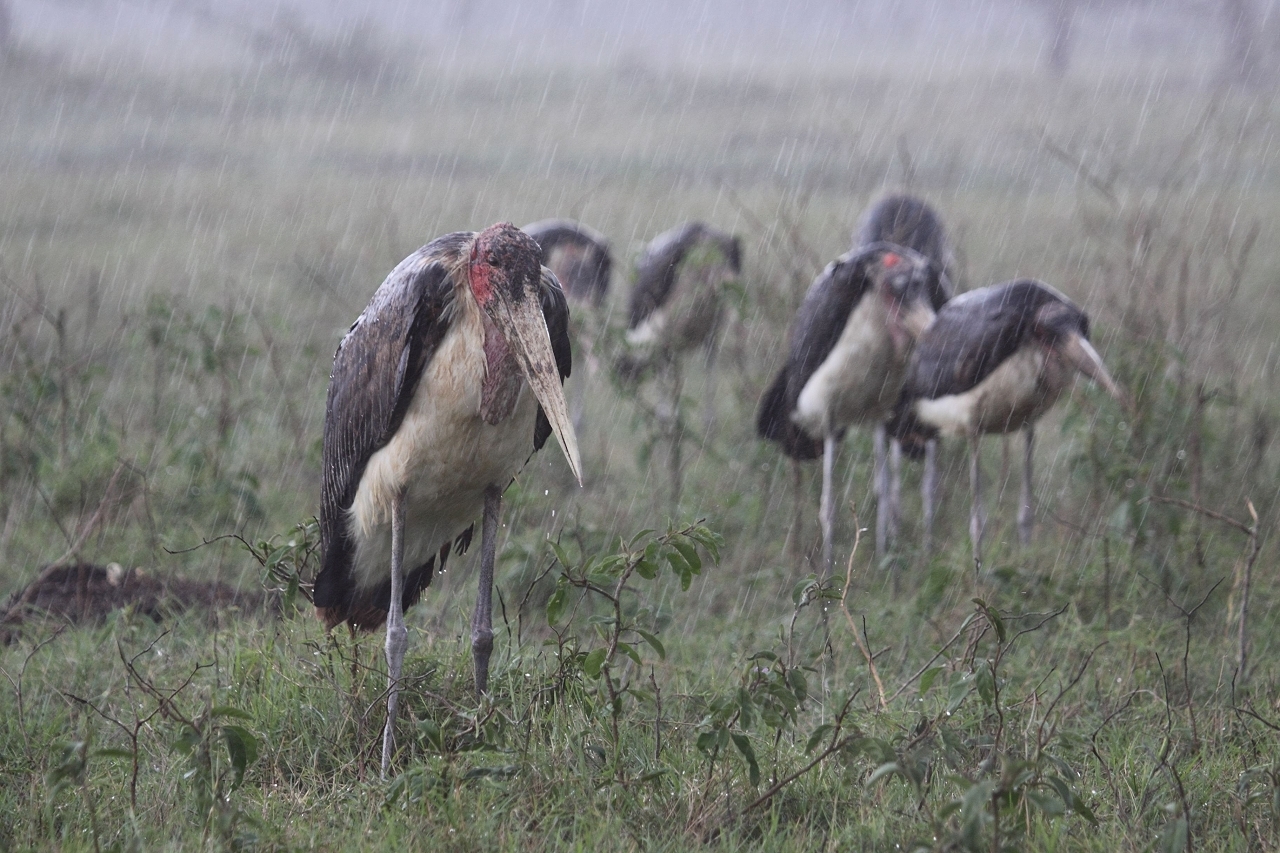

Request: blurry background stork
left=888, top=278, right=1125, bottom=567
left=756, top=243, right=939, bottom=573
left=617, top=221, right=742, bottom=510
left=313, top=223, right=581, bottom=778
left=522, top=219, right=612, bottom=308
left=523, top=219, right=613, bottom=433
left=852, top=194, right=957, bottom=560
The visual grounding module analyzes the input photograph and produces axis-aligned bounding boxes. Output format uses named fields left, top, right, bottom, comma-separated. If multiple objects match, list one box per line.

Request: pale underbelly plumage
left=792, top=295, right=906, bottom=438
left=915, top=348, right=1070, bottom=437
left=347, top=311, right=538, bottom=591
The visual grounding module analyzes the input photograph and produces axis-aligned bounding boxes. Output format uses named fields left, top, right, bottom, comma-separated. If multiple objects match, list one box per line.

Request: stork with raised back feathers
left=522, top=219, right=612, bottom=307
left=314, top=223, right=581, bottom=778
left=888, top=278, right=1125, bottom=565
left=852, top=195, right=956, bottom=559
left=619, top=221, right=742, bottom=509
left=756, top=243, right=940, bottom=573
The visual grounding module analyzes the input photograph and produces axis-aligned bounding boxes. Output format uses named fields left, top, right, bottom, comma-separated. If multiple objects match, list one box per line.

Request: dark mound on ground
left=1, top=562, right=267, bottom=643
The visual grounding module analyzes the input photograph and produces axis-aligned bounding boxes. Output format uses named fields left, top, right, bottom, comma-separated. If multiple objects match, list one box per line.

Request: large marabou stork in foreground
left=888, top=279, right=1124, bottom=566
left=853, top=195, right=956, bottom=559
left=619, top=222, right=742, bottom=508
left=522, top=219, right=612, bottom=307
left=314, top=223, right=581, bottom=778
left=756, top=243, right=939, bottom=572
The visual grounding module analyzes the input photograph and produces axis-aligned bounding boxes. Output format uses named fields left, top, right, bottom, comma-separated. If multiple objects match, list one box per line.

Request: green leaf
left=792, top=576, right=819, bottom=606
left=976, top=662, right=996, bottom=707
left=210, top=705, right=253, bottom=720
left=946, top=671, right=975, bottom=714
left=805, top=724, right=834, bottom=754
left=1157, top=818, right=1189, bottom=853
left=549, top=540, right=573, bottom=569
left=221, top=725, right=259, bottom=788
left=628, top=528, right=656, bottom=549
left=731, top=733, right=760, bottom=787
left=635, top=629, right=666, bottom=660
left=617, top=641, right=642, bottom=666
left=737, top=688, right=755, bottom=730
left=867, top=762, right=903, bottom=787
left=583, top=647, right=608, bottom=678
left=672, top=539, right=702, bottom=574
left=634, top=558, right=658, bottom=580
left=787, top=668, right=808, bottom=703
left=666, top=547, right=692, bottom=578
left=417, top=720, right=445, bottom=752
left=749, top=651, right=779, bottom=663
left=919, top=666, right=944, bottom=696
left=546, top=578, right=569, bottom=626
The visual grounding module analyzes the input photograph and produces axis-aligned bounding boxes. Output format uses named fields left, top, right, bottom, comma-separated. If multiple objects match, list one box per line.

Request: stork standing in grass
left=314, top=223, right=581, bottom=779
left=619, top=222, right=742, bottom=508
left=888, top=279, right=1124, bottom=566
left=853, top=195, right=956, bottom=559
left=757, top=243, right=939, bottom=572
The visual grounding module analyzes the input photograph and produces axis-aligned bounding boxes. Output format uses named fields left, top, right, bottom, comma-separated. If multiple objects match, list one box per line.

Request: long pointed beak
left=493, top=293, right=583, bottom=486
left=1060, top=333, right=1127, bottom=407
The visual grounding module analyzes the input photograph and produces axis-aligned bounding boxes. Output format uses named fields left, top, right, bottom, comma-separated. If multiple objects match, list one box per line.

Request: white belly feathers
left=915, top=347, right=1069, bottom=436
left=347, top=308, right=538, bottom=591
left=792, top=294, right=903, bottom=437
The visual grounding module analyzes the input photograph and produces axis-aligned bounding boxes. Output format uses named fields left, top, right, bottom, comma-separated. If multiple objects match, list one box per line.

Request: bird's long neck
left=479, top=311, right=523, bottom=425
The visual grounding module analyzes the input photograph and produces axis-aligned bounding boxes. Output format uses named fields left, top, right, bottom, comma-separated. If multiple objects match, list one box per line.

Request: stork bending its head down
left=315, top=222, right=581, bottom=778
left=757, top=243, right=939, bottom=571
left=888, top=278, right=1124, bottom=565
left=853, top=194, right=956, bottom=559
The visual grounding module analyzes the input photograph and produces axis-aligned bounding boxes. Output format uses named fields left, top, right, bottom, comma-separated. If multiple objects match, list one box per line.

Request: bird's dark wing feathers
left=533, top=268, right=573, bottom=450
left=755, top=252, right=870, bottom=459
left=315, top=242, right=462, bottom=616
left=902, top=279, right=1047, bottom=401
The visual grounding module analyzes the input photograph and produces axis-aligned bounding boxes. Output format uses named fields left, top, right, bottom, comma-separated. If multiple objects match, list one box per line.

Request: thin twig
left=839, top=504, right=886, bottom=710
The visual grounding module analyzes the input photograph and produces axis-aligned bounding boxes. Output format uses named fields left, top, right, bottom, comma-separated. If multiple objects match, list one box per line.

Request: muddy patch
left=2, top=563, right=267, bottom=643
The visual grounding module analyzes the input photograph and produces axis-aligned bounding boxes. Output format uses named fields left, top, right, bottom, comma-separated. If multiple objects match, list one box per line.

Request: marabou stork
left=314, top=223, right=581, bottom=778
left=522, top=219, right=612, bottom=307
left=887, top=279, right=1124, bottom=565
left=619, top=222, right=742, bottom=508
left=756, top=243, right=939, bottom=572
left=853, top=195, right=956, bottom=559
left=620, top=221, right=742, bottom=378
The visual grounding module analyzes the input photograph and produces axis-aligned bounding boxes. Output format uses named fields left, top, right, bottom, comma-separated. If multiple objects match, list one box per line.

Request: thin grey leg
left=874, top=424, right=888, bottom=561
left=471, top=485, right=502, bottom=695
left=381, top=492, right=408, bottom=780
left=888, top=437, right=902, bottom=555
left=1018, top=425, right=1035, bottom=546
left=821, top=432, right=838, bottom=574
left=922, top=438, right=938, bottom=557
left=969, top=433, right=985, bottom=569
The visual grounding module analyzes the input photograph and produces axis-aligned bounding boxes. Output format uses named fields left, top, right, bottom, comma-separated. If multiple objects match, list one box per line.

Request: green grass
left=1, top=39, right=1279, bottom=851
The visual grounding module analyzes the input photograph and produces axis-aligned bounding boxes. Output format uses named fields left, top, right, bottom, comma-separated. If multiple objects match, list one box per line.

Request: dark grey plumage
left=523, top=219, right=612, bottom=307
left=314, top=223, right=581, bottom=779
left=756, top=242, right=940, bottom=570
left=622, top=221, right=741, bottom=364
left=855, top=194, right=955, bottom=310
left=756, top=243, right=939, bottom=460
left=315, top=230, right=572, bottom=631
left=887, top=278, right=1124, bottom=562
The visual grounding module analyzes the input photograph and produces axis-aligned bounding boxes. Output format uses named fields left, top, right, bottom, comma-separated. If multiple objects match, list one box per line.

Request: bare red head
left=469, top=222, right=543, bottom=308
